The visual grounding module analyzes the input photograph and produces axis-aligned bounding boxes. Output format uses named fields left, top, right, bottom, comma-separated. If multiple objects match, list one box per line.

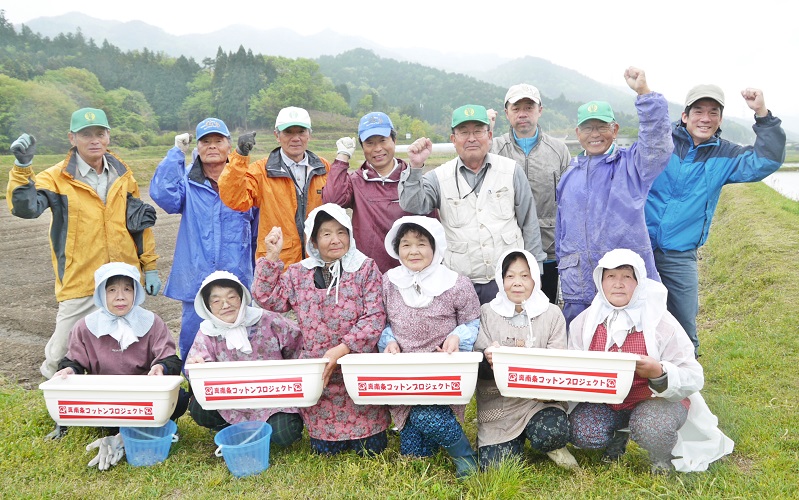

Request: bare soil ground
left=0, top=190, right=182, bottom=389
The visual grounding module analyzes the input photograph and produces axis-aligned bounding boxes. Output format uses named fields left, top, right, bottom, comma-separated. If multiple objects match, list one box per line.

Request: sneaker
left=546, top=447, right=580, bottom=470
left=601, top=430, right=630, bottom=463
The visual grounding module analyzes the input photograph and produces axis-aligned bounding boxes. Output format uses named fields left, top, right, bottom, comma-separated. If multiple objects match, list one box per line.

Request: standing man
left=323, top=111, right=435, bottom=273
left=491, top=84, right=571, bottom=303
left=7, top=108, right=160, bottom=380
left=218, top=106, right=330, bottom=265
left=556, top=68, right=672, bottom=327
left=150, top=118, right=258, bottom=364
left=399, top=104, right=545, bottom=304
left=646, top=85, right=786, bottom=356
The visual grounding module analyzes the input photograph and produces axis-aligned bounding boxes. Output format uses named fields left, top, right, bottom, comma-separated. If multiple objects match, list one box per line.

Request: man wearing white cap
left=645, top=85, right=786, bottom=356
left=150, top=118, right=258, bottom=366
left=490, top=84, right=571, bottom=304
left=218, top=106, right=330, bottom=266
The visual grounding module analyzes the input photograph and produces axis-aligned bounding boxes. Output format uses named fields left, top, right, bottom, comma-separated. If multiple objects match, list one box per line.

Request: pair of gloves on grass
left=86, top=434, right=125, bottom=471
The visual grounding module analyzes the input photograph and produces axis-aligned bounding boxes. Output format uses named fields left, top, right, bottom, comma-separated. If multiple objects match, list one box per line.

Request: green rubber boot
left=443, top=434, right=477, bottom=479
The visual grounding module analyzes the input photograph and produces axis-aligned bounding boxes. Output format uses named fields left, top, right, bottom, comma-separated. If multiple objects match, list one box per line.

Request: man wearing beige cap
left=218, top=106, right=330, bottom=265
left=490, top=84, right=571, bottom=304
left=400, top=104, right=545, bottom=304
left=645, top=85, right=786, bottom=356
left=7, top=107, right=160, bottom=386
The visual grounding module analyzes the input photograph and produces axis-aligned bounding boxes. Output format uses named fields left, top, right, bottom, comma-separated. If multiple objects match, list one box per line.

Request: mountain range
left=16, top=12, right=796, bottom=140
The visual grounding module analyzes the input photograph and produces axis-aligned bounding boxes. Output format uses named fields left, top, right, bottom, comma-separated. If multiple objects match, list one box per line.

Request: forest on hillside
left=0, top=9, right=656, bottom=153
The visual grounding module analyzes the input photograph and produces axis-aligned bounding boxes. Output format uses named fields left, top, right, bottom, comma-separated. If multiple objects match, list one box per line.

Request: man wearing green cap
left=7, top=107, right=160, bottom=384
left=399, top=104, right=545, bottom=304
left=555, top=67, right=673, bottom=328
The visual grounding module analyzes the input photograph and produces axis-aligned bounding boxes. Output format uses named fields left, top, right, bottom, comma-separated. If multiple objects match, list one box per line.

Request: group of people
left=5, top=65, right=784, bottom=476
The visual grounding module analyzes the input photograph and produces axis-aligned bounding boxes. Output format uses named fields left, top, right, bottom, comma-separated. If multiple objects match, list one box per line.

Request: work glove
left=236, top=132, right=256, bottom=156
left=144, top=270, right=162, bottom=296
left=175, top=133, right=192, bottom=154
left=10, top=133, right=36, bottom=167
left=87, top=434, right=125, bottom=471
left=336, top=137, right=356, bottom=159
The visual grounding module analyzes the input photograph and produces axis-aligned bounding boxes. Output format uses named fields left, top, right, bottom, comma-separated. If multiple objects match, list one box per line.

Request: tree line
left=2, top=10, right=663, bottom=155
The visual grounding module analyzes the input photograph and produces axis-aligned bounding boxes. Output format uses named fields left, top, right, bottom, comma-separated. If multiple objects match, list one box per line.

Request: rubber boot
left=44, top=423, right=68, bottom=441
left=601, top=429, right=630, bottom=463
left=443, top=434, right=477, bottom=479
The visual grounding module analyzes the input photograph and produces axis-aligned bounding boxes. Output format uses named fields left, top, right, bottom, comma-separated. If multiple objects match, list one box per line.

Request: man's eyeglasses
left=453, top=129, right=490, bottom=139
left=578, top=123, right=615, bottom=134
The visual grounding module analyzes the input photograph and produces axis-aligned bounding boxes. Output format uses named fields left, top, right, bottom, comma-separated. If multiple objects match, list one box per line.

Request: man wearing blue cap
left=322, top=111, right=433, bottom=273
left=150, top=118, right=259, bottom=365
left=7, top=107, right=160, bottom=383
left=400, top=104, right=544, bottom=304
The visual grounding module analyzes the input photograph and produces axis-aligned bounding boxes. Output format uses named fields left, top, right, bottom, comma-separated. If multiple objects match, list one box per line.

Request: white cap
left=275, top=106, right=311, bottom=131
left=504, top=84, right=542, bottom=106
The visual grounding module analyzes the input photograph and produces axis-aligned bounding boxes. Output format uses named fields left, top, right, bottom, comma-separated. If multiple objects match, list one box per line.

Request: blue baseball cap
left=358, top=112, right=394, bottom=142
left=195, top=117, right=230, bottom=140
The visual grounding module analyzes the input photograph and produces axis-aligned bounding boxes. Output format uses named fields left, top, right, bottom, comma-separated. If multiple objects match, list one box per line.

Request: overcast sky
left=3, top=0, right=796, bottom=124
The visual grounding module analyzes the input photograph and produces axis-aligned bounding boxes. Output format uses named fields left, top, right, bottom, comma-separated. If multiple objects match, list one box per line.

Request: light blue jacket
left=150, top=147, right=258, bottom=302
left=646, top=113, right=786, bottom=252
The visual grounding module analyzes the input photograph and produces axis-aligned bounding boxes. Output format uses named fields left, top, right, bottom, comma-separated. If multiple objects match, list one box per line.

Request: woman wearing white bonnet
left=474, top=249, right=577, bottom=470
left=184, top=270, right=304, bottom=446
left=568, top=248, right=733, bottom=474
left=252, top=203, right=390, bottom=456
left=378, top=215, right=481, bottom=478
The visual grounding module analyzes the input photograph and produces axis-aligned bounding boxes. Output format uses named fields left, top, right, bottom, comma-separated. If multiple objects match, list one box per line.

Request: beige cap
left=685, top=84, right=725, bottom=107
left=504, top=84, right=542, bottom=106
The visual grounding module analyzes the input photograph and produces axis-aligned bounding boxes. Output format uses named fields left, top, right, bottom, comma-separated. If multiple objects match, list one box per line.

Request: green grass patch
left=1, top=183, right=798, bottom=496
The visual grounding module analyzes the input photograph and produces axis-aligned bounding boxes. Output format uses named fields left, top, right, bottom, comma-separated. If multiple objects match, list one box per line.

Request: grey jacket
left=492, top=129, right=570, bottom=260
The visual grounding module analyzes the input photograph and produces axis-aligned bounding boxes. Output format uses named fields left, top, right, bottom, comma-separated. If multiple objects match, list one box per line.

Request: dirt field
left=0, top=190, right=183, bottom=390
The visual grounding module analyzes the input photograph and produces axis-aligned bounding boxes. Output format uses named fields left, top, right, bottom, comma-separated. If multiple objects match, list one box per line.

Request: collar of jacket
left=358, top=157, right=407, bottom=182
left=674, top=120, right=722, bottom=150
left=265, top=147, right=327, bottom=178
left=62, top=147, right=130, bottom=179
left=188, top=157, right=228, bottom=185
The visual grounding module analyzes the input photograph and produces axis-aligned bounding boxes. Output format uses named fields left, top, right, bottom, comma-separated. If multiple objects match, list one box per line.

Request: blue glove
left=144, top=270, right=161, bottom=296
left=10, top=133, right=36, bottom=167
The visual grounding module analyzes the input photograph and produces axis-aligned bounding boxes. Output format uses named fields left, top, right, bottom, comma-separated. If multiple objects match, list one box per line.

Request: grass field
left=0, top=173, right=797, bottom=497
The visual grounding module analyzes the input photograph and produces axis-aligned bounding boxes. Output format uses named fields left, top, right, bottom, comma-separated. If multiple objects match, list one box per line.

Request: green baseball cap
left=70, top=108, right=110, bottom=132
left=577, top=101, right=615, bottom=126
left=451, top=105, right=490, bottom=128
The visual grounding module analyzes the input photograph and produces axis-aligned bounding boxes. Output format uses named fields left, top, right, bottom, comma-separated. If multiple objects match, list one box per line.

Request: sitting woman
left=377, top=216, right=481, bottom=479
left=253, top=203, right=390, bottom=456
left=568, top=248, right=733, bottom=474
left=184, top=271, right=304, bottom=447
left=53, top=262, right=189, bottom=470
left=474, top=249, right=578, bottom=470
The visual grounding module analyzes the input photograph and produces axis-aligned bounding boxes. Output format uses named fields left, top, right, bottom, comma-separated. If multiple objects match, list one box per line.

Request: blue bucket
left=214, top=421, right=272, bottom=478
left=119, top=420, right=178, bottom=466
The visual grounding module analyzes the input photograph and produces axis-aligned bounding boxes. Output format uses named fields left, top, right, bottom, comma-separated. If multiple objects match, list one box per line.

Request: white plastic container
left=338, top=352, right=483, bottom=405
left=490, top=347, right=639, bottom=404
left=185, top=358, right=328, bottom=410
left=39, top=375, right=183, bottom=427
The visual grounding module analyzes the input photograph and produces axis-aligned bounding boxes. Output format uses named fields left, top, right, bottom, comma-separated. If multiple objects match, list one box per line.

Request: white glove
left=87, top=434, right=125, bottom=471
left=336, top=137, right=356, bottom=158
left=175, top=133, right=192, bottom=154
